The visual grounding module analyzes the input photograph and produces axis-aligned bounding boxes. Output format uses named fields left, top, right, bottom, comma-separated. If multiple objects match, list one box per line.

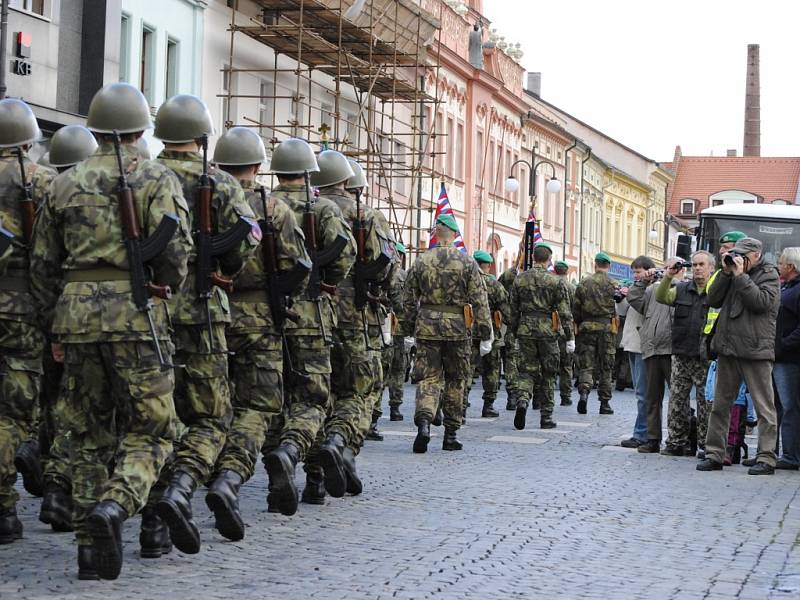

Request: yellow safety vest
left=703, top=270, right=722, bottom=334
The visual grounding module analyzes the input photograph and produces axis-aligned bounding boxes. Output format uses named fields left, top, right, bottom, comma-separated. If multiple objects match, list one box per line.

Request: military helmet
left=48, top=125, right=98, bottom=168
left=269, top=138, right=319, bottom=174
left=87, top=82, right=153, bottom=134
left=311, top=150, right=354, bottom=188
left=153, top=94, right=214, bottom=143
left=0, top=98, right=41, bottom=148
left=213, top=127, right=267, bottom=166
left=345, top=159, right=367, bottom=190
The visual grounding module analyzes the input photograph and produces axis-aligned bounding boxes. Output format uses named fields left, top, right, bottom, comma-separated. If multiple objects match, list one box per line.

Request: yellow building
left=601, top=168, right=654, bottom=277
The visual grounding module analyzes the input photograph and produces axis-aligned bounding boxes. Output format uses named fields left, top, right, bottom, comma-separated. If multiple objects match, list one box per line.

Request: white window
left=259, top=79, right=275, bottom=139
left=320, top=102, right=333, bottom=130
left=394, top=141, right=407, bottom=196
left=773, top=199, right=789, bottom=205
left=119, top=14, right=131, bottom=83
left=680, top=199, right=695, bottom=215
left=165, top=38, right=179, bottom=99
left=221, top=64, right=231, bottom=129
left=140, top=25, right=155, bottom=106
left=9, top=0, right=49, bottom=17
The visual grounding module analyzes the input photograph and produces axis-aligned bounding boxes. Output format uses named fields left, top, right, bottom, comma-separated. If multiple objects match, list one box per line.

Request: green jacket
left=574, top=271, right=616, bottom=333
left=482, top=271, right=510, bottom=339
left=509, top=265, right=573, bottom=341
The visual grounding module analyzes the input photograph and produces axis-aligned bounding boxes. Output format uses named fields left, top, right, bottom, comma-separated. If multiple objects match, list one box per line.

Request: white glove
left=479, top=339, right=493, bottom=356
left=381, top=315, right=393, bottom=345
left=403, top=337, right=415, bottom=352
left=566, top=340, right=576, bottom=354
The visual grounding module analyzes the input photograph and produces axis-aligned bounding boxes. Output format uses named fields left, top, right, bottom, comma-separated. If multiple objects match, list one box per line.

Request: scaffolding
left=222, top=0, right=445, bottom=253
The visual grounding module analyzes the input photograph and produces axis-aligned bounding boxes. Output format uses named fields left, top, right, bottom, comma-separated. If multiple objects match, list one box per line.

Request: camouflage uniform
left=465, top=272, right=509, bottom=407
left=403, top=242, right=491, bottom=431
left=29, top=141, right=191, bottom=546
left=384, top=267, right=408, bottom=409
left=574, top=272, right=617, bottom=404
left=508, top=266, right=573, bottom=422
left=213, top=180, right=309, bottom=481
left=0, top=150, right=53, bottom=526
left=274, top=183, right=355, bottom=461
left=155, top=150, right=256, bottom=485
left=498, top=267, right=521, bottom=406
left=557, top=279, right=576, bottom=404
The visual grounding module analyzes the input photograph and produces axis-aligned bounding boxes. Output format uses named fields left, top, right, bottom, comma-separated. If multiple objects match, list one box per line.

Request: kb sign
left=13, top=32, right=32, bottom=77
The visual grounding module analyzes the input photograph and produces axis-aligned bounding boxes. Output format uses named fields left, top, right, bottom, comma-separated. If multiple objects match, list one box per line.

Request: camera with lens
left=613, top=287, right=626, bottom=303
left=723, top=253, right=736, bottom=267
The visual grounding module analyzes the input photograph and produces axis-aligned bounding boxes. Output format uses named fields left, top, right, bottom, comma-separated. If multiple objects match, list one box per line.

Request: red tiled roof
left=667, top=156, right=800, bottom=215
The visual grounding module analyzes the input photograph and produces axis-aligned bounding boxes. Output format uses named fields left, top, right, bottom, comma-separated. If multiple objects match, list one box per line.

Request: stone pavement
left=3, top=381, right=800, bottom=599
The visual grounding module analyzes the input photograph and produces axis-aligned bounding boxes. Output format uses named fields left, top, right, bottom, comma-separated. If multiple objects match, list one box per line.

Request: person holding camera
left=655, top=252, right=715, bottom=456
left=697, top=237, right=780, bottom=474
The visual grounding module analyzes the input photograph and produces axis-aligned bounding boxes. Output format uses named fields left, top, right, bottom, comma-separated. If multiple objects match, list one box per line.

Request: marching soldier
left=152, top=94, right=258, bottom=555
left=385, top=242, right=409, bottom=421
left=466, top=250, right=509, bottom=418
left=574, top=251, right=617, bottom=415
left=403, top=214, right=491, bottom=453
left=508, top=243, right=574, bottom=429
left=264, top=141, right=355, bottom=516
left=0, top=98, right=54, bottom=545
left=30, top=82, right=192, bottom=579
left=205, top=127, right=310, bottom=540
left=498, top=263, right=521, bottom=411
left=553, top=260, right=576, bottom=406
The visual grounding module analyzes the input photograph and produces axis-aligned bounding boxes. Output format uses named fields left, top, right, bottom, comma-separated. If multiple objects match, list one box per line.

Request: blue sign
left=609, top=261, right=632, bottom=281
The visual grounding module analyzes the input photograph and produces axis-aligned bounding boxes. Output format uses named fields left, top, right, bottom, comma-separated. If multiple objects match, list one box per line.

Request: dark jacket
left=707, top=259, right=780, bottom=360
left=775, top=276, right=800, bottom=363
left=627, top=281, right=673, bottom=360
left=670, top=280, right=708, bottom=358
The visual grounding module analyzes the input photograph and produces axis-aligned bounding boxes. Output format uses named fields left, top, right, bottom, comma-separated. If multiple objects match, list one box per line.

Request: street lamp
left=649, top=218, right=668, bottom=261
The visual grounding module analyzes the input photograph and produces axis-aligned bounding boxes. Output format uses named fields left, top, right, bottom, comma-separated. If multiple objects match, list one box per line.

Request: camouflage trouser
left=170, top=324, right=232, bottom=484
left=503, top=337, right=521, bottom=401
left=64, top=341, right=175, bottom=545
left=40, top=351, right=72, bottom=491
left=386, top=335, right=407, bottom=407
left=413, top=338, right=471, bottom=431
left=380, top=340, right=394, bottom=404
left=667, top=355, right=710, bottom=449
left=351, top=332, right=383, bottom=454
left=464, top=339, right=501, bottom=405
left=576, top=330, right=615, bottom=402
left=0, top=320, right=44, bottom=511
left=516, top=337, right=560, bottom=420
left=324, top=328, right=373, bottom=451
left=278, top=334, right=331, bottom=462
left=557, top=337, right=574, bottom=403
left=214, top=331, right=283, bottom=482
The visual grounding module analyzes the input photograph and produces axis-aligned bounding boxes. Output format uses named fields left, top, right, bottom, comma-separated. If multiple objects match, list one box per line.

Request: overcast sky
left=485, top=0, right=800, bottom=161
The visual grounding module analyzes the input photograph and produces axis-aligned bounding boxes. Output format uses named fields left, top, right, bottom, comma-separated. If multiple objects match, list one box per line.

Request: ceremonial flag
left=429, top=181, right=466, bottom=253
left=520, top=208, right=543, bottom=270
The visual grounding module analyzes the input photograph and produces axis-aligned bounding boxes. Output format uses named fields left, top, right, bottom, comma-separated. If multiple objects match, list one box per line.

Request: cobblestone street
left=3, top=382, right=800, bottom=599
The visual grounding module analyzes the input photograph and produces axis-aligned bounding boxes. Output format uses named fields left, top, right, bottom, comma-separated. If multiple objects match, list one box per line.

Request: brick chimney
left=743, top=44, right=760, bottom=157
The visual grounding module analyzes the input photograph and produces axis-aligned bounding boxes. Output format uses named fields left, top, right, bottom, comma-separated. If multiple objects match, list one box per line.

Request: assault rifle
left=112, top=131, right=180, bottom=370
left=194, top=134, right=254, bottom=350
left=15, top=148, right=35, bottom=245
left=258, top=186, right=311, bottom=383
left=301, top=171, right=348, bottom=344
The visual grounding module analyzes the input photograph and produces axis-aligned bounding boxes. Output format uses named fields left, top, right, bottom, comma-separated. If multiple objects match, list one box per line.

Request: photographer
left=697, top=237, right=780, bottom=475
left=655, top=252, right=715, bottom=456
left=628, top=260, right=679, bottom=454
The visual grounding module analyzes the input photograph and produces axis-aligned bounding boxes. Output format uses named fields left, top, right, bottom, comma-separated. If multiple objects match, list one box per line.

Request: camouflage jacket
left=30, top=141, right=192, bottom=342
left=228, top=179, right=310, bottom=334
left=157, top=149, right=257, bottom=326
left=271, top=183, right=355, bottom=337
left=482, top=271, right=510, bottom=338
left=320, top=188, right=394, bottom=330
left=0, top=149, right=54, bottom=325
left=364, top=207, right=398, bottom=327
left=498, top=267, right=517, bottom=294
left=556, top=276, right=576, bottom=338
left=388, top=266, right=407, bottom=328
left=402, top=242, right=491, bottom=341
left=574, top=271, right=617, bottom=333
left=509, top=265, right=573, bottom=340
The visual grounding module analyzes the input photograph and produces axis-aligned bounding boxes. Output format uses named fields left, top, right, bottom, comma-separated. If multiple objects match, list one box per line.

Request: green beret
left=595, top=251, right=612, bottom=264
left=473, top=250, right=493, bottom=264
left=554, top=260, right=568, bottom=270
left=534, top=241, right=553, bottom=253
left=436, top=214, right=459, bottom=232
left=719, top=230, right=747, bottom=244
left=395, top=241, right=407, bottom=254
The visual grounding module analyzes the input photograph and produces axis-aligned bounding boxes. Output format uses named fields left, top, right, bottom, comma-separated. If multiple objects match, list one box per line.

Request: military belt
left=528, top=310, right=553, bottom=317
left=420, top=303, right=462, bottom=315
left=63, top=267, right=130, bottom=283
left=229, top=289, right=268, bottom=303
left=0, top=271, right=29, bottom=293
left=583, top=316, right=613, bottom=323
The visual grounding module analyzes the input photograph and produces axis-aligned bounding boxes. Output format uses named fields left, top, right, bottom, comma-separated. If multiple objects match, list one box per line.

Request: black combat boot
left=599, top=400, right=614, bottom=415
left=505, top=395, right=516, bottom=411
left=481, top=400, right=499, bottom=418
left=155, top=471, right=201, bottom=555
left=577, top=392, right=588, bottom=415
left=366, top=414, right=384, bottom=441
left=78, top=544, right=99, bottom=580
left=318, top=433, right=347, bottom=498
left=86, top=500, right=128, bottom=580
left=342, top=447, right=363, bottom=495
left=531, top=396, right=541, bottom=411
left=389, top=405, right=403, bottom=421
left=266, top=485, right=281, bottom=513
left=413, top=418, right=431, bottom=454
left=514, top=401, right=527, bottom=430
left=540, top=417, right=557, bottom=429
left=300, top=469, right=326, bottom=505
left=0, top=506, right=22, bottom=544
left=432, top=405, right=444, bottom=426
left=205, top=470, right=245, bottom=541
left=39, top=482, right=73, bottom=532
left=560, top=396, right=573, bottom=407
left=139, top=505, right=172, bottom=558
left=442, top=428, right=463, bottom=451
left=14, top=440, right=44, bottom=497
left=265, top=443, right=301, bottom=515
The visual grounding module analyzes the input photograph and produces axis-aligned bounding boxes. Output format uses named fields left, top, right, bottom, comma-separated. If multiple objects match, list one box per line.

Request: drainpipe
left=0, top=0, right=9, bottom=99
left=600, top=168, right=616, bottom=264
left=577, top=147, right=591, bottom=279
left=562, top=139, right=577, bottom=261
